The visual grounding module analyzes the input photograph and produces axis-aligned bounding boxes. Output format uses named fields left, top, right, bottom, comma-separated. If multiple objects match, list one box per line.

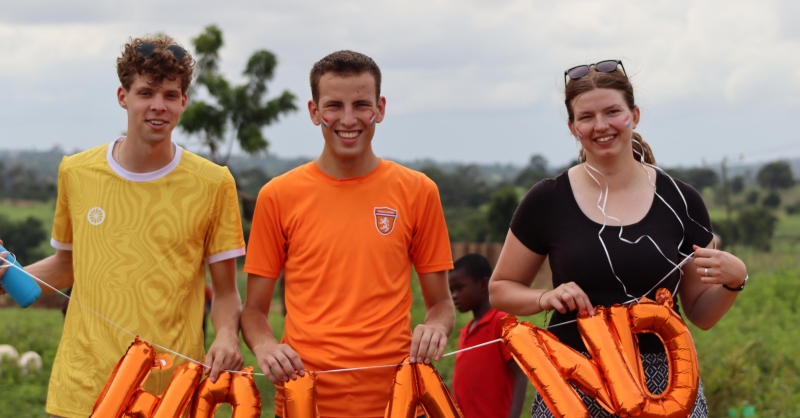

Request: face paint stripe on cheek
left=369, top=112, right=376, bottom=126
left=623, top=116, right=631, bottom=128
left=321, top=116, right=329, bottom=129
left=575, top=127, right=584, bottom=140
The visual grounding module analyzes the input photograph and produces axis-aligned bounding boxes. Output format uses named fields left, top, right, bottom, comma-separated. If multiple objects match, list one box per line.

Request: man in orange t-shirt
left=241, top=50, right=455, bottom=417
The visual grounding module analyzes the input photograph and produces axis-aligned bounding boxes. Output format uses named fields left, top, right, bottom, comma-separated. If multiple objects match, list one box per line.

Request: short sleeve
left=203, top=169, right=246, bottom=264
left=409, top=175, right=453, bottom=273
left=675, top=180, right=714, bottom=255
left=51, top=157, right=73, bottom=251
left=243, top=181, right=287, bottom=279
left=509, top=179, right=554, bottom=255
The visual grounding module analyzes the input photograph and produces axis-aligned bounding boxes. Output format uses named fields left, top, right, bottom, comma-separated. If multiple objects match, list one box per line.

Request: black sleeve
left=674, top=179, right=714, bottom=254
left=509, top=179, right=555, bottom=255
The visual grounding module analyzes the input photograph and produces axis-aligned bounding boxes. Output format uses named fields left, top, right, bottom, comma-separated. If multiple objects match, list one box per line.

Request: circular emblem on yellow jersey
left=87, top=207, right=105, bottom=226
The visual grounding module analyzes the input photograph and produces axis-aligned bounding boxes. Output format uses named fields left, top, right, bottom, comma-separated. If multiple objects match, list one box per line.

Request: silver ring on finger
left=704, top=268, right=708, bottom=276
left=560, top=291, right=567, bottom=299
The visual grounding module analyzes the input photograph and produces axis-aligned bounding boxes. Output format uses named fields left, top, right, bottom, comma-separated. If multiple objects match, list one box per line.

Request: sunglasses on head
left=134, top=42, right=187, bottom=61
left=564, top=60, right=626, bottom=85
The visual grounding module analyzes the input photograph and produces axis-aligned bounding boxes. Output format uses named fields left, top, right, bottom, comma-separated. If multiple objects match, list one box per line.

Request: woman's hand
left=539, top=282, right=595, bottom=316
left=692, top=244, right=747, bottom=288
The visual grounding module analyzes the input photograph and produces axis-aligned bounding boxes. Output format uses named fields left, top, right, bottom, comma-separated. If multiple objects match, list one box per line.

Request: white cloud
left=0, top=0, right=799, bottom=165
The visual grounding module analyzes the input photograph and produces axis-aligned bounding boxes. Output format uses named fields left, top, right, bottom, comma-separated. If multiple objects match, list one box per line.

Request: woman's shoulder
left=524, top=170, right=569, bottom=199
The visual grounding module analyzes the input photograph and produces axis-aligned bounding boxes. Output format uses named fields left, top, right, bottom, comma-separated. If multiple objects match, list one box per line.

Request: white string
left=576, top=139, right=715, bottom=304
left=546, top=248, right=696, bottom=330
left=1, top=260, right=136, bottom=340
left=314, top=339, right=504, bottom=375
left=0, top=258, right=211, bottom=368
left=0, top=257, right=505, bottom=377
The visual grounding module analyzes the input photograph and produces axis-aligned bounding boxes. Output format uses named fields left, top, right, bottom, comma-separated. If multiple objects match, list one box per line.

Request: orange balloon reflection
left=383, top=358, right=464, bottom=418
left=228, top=367, right=262, bottom=418
left=281, top=372, right=320, bottom=418
left=92, top=339, right=260, bottom=418
left=502, top=288, right=699, bottom=418
left=385, top=360, right=418, bottom=418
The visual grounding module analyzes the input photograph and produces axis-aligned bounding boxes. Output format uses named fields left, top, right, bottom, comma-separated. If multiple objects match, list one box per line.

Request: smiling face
left=308, top=72, right=385, bottom=161
left=117, top=74, right=187, bottom=145
left=568, top=88, right=640, bottom=163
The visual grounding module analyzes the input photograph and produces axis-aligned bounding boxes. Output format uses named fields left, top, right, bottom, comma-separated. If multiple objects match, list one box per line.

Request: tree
left=730, top=176, right=744, bottom=194
left=0, top=164, right=56, bottom=202
left=180, top=25, right=298, bottom=165
left=757, top=161, right=795, bottom=191
left=514, top=154, right=550, bottom=189
left=232, top=167, right=271, bottom=197
left=762, top=191, right=781, bottom=208
left=0, top=215, right=47, bottom=264
left=487, top=185, right=520, bottom=242
left=665, top=168, right=719, bottom=191
left=421, top=165, right=492, bottom=208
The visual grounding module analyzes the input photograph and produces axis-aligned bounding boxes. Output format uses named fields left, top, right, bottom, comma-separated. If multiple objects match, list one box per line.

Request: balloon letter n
left=502, top=289, right=699, bottom=418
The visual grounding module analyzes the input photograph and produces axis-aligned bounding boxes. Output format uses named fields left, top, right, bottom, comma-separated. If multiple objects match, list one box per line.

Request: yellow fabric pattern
left=46, top=141, right=245, bottom=418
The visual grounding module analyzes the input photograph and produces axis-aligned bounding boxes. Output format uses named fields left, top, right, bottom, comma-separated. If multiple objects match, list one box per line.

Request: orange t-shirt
left=244, top=160, right=453, bottom=417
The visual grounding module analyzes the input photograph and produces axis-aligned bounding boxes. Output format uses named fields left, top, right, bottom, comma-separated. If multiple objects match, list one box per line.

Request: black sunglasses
left=134, top=42, right=187, bottom=61
left=564, top=60, right=626, bottom=85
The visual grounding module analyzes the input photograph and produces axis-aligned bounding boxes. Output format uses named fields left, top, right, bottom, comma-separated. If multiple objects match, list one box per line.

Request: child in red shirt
left=450, top=253, right=528, bottom=418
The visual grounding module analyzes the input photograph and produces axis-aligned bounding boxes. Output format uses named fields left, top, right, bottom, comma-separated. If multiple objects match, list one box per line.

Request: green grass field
left=2, top=199, right=800, bottom=417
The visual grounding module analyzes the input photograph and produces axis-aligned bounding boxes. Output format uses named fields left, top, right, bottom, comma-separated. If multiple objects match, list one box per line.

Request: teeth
left=597, top=135, right=614, bottom=143
left=149, top=121, right=165, bottom=125
left=339, top=131, right=358, bottom=139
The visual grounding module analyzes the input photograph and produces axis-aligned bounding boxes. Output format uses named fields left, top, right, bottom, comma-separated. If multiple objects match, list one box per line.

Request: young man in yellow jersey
left=242, top=50, right=455, bottom=417
left=0, top=35, right=246, bottom=418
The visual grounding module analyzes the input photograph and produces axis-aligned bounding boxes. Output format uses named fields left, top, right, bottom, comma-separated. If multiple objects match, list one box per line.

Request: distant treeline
left=2, top=148, right=799, bottom=251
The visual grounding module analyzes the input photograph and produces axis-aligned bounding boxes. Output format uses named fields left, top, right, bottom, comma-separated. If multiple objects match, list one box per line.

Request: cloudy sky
left=2, top=0, right=799, bottom=168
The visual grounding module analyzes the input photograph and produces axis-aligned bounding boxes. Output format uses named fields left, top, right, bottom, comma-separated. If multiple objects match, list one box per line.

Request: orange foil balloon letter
left=281, top=372, right=320, bottom=418
left=92, top=339, right=259, bottom=418
left=190, top=367, right=261, bottom=418
left=502, top=289, right=699, bottom=418
left=384, top=358, right=464, bottom=418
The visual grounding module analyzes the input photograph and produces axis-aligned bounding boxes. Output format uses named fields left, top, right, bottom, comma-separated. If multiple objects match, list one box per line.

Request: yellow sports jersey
left=46, top=138, right=245, bottom=418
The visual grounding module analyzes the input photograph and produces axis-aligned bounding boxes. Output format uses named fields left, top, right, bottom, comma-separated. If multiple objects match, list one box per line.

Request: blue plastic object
left=0, top=245, right=41, bottom=308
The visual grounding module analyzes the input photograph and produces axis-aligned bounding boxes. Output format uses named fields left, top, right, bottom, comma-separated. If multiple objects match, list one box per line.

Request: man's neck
left=116, top=134, right=175, bottom=173
left=315, top=147, right=381, bottom=180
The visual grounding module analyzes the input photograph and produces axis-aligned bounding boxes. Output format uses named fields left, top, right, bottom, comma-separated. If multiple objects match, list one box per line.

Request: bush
left=737, top=206, right=778, bottom=251
left=711, top=218, right=738, bottom=250
left=693, top=267, right=800, bottom=416
left=745, top=190, right=760, bottom=205
left=0, top=215, right=47, bottom=264
left=786, top=201, right=800, bottom=215
left=486, top=185, right=520, bottom=242
left=762, top=191, right=781, bottom=208
left=445, top=207, right=491, bottom=242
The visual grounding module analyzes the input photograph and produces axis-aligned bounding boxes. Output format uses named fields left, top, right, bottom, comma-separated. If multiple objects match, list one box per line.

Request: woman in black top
left=488, top=62, right=747, bottom=418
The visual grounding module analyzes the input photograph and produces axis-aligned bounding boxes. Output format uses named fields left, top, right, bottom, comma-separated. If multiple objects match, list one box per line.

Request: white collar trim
left=106, top=137, right=182, bottom=182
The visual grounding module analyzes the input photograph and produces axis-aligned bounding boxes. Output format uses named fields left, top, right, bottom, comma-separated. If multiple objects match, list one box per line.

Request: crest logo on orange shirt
left=374, top=207, right=398, bottom=235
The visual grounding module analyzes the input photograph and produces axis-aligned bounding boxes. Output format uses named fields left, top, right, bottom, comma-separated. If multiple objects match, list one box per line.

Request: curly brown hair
left=116, top=35, right=195, bottom=94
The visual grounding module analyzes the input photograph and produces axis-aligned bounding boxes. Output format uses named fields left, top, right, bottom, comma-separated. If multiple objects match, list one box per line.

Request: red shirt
left=452, top=308, right=514, bottom=418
